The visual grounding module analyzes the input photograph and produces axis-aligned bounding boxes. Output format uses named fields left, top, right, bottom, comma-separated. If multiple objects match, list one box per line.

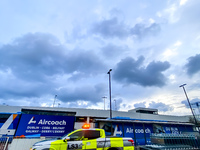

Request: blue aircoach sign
left=15, top=114, right=75, bottom=137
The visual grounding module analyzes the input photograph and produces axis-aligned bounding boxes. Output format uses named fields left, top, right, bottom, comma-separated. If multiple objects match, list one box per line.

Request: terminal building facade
left=0, top=105, right=197, bottom=146
left=0, top=105, right=192, bottom=128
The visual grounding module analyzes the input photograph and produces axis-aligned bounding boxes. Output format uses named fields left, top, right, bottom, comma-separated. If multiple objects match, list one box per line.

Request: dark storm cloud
left=185, top=54, right=200, bottom=76
left=148, top=101, right=173, bottom=112
left=0, top=33, right=106, bottom=81
left=0, top=33, right=63, bottom=81
left=0, top=33, right=106, bottom=102
left=56, top=83, right=106, bottom=104
left=92, top=17, right=161, bottom=39
left=0, top=80, right=54, bottom=99
left=113, top=56, right=170, bottom=87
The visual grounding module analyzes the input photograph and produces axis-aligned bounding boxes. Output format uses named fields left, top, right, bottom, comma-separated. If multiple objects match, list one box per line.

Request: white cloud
left=180, top=0, right=188, bottom=6
left=162, top=47, right=179, bottom=60
left=149, top=18, right=155, bottom=24
left=163, top=3, right=179, bottom=23
left=136, top=17, right=144, bottom=23
left=174, top=41, right=182, bottom=47
left=162, top=41, right=182, bottom=60
left=169, top=74, right=175, bottom=80
left=169, top=74, right=176, bottom=83
left=156, top=12, right=162, bottom=17
left=195, top=35, right=200, bottom=41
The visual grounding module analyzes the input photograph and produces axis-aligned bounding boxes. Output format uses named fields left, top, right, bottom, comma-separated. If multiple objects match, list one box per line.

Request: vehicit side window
left=84, top=130, right=100, bottom=140
left=69, top=131, right=84, bottom=141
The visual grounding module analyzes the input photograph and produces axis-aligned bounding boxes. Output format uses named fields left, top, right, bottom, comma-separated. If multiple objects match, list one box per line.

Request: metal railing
left=140, top=133, right=200, bottom=149
left=0, top=136, right=13, bottom=150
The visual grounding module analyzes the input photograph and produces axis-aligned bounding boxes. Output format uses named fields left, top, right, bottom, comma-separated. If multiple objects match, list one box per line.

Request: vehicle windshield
left=58, top=132, right=71, bottom=140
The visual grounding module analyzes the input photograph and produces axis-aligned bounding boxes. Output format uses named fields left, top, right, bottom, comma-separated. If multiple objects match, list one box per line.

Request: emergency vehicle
left=30, top=128, right=135, bottom=150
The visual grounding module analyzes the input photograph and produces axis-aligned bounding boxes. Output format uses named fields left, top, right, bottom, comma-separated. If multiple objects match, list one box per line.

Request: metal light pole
left=114, top=99, right=117, bottom=111
left=53, top=95, right=57, bottom=107
left=107, top=69, right=112, bottom=119
left=179, top=84, right=198, bottom=125
left=102, top=96, right=107, bottom=110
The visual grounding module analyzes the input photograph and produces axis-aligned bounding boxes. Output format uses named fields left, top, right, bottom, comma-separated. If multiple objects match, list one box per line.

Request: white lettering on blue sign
left=171, top=127, right=179, bottom=134
left=126, top=128, right=133, bottom=133
left=135, top=129, right=144, bottom=133
left=28, top=117, right=36, bottom=124
left=113, top=125, right=122, bottom=136
left=38, top=119, right=66, bottom=125
left=135, top=128, right=151, bottom=134
left=145, top=128, right=151, bottom=134
left=28, top=117, right=66, bottom=125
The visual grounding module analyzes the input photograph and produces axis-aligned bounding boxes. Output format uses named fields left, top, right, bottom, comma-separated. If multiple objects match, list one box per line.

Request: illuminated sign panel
left=15, top=114, right=75, bottom=137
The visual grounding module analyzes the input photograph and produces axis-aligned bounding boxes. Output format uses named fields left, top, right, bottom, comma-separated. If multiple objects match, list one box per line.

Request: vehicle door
left=83, top=130, right=104, bottom=150
left=60, top=130, right=85, bottom=150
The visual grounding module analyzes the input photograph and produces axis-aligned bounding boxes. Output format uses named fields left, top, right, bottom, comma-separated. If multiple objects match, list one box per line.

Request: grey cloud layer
left=92, top=17, right=161, bottom=39
left=101, top=44, right=129, bottom=58
left=56, top=83, right=106, bottom=103
left=134, top=101, right=173, bottom=112
left=130, top=23, right=161, bottom=39
left=0, top=32, right=171, bottom=106
left=0, top=33, right=106, bottom=81
left=113, top=56, right=170, bottom=87
left=181, top=98, right=200, bottom=108
left=148, top=101, right=173, bottom=112
left=0, top=33, right=106, bottom=103
left=134, top=102, right=146, bottom=108
left=185, top=54, right=200, bottom=76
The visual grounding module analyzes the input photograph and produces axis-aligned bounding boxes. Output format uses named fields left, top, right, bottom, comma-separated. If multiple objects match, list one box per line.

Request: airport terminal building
left=0, top=105, right=197, bottom=146
left=0, top=105, right=192, bottom=128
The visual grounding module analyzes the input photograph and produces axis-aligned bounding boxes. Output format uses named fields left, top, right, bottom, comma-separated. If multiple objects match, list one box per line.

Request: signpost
left=15, top=114, right=75, bottom=137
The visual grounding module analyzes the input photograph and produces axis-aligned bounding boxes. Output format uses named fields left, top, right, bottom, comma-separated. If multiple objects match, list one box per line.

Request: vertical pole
left=53, top=95, right=57, bottom=107
left=114, top=99, right=117, bottom=111
left=133, top=123, right=136, bottom=146
left=107, top=69, right=112, bottom=119
left=142, top=123, right=147, bottom=145
left=180, top=84, right=198, bottom=125
left=87, top=117, right=89, bottom=123
left=102, top=96, right=107, bottom=110
left=115, top=99, right=117, bottom=110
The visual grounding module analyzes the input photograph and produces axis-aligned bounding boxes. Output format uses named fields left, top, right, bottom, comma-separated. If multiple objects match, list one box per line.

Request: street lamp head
left=107, top=69, right=112, bottom=74
left=179, top=84, right=187, bottom=88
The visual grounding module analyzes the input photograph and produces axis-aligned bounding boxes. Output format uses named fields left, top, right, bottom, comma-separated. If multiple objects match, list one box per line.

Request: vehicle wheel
left=108, top=148, right=119, bottom=150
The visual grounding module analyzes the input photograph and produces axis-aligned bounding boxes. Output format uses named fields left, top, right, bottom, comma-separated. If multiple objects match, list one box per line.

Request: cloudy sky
left=0, top=0, right=200, bottom=116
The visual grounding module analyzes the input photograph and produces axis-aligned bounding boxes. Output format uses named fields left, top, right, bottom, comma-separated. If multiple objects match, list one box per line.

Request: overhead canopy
left=95, top=118, right=194, bottom=126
